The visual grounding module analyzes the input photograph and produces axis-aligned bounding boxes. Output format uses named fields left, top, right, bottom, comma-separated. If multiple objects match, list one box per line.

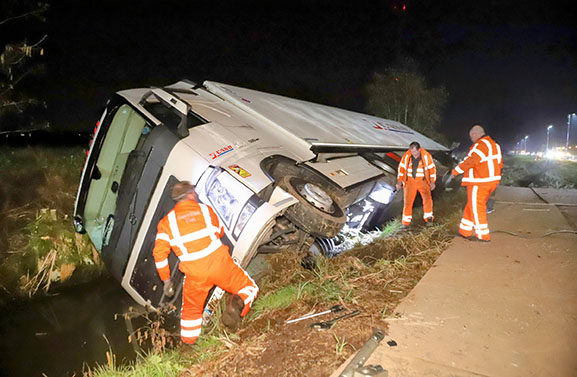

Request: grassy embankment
left=501, top=155, right=577, bottom=188
left=0, top=147, right=104, bottom=304
left=85, top=188, right=467, bottom=377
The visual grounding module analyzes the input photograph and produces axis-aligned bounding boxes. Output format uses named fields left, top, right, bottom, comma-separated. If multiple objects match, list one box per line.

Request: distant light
left=547, top=125, right=553, bottom=130
left=402, top=4, right=406, bottom=11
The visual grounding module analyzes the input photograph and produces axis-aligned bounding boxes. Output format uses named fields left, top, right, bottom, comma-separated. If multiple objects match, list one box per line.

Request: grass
left=84, top=349, right=187, bottom=377
left=501, top=156, right=577, bottom=189
left=333, top=334, right=353, bottom=355
left=0, top=147, right=105, bottom=302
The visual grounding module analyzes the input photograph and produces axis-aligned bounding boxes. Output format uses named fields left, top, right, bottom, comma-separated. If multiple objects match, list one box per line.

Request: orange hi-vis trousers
left=458, top=183, right=498, bottom=241
left=180, top=246, right=258, bottom=344
left=402, top=177, right=433, bottom=226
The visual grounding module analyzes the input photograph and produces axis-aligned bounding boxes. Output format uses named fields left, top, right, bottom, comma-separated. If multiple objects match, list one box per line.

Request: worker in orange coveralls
left=452, top=125, right=503, bottom=242
left=153, top=182, right=259, bottom=345
left=396, top=141, right=437, bottom=228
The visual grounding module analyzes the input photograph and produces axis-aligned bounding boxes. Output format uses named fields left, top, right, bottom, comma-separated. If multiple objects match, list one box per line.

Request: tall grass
left=0, top=147, right=104, bottom=302
left=84, top=349, right=186, bottom=377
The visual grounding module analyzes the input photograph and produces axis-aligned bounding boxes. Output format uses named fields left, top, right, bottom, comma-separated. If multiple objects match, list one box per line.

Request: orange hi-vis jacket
left=453, top=136, right=503, bottom=186
left=153, top=200, right=226, bottom=282
left=397, top=148, right=437, bottom=184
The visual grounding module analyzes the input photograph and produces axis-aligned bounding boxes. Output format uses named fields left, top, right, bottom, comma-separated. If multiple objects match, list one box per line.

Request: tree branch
left=0, top=6, right=48, bottom=26
left=0, top=99, right=42, bottom=110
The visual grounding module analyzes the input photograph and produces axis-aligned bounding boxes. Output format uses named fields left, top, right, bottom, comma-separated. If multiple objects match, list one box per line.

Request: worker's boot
left=178, top=341, right=196, bottom=355
left=221, top=294, right=244, bottom=332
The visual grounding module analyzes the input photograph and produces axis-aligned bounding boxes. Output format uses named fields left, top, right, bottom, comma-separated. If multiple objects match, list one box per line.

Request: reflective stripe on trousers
left=402, top=178, right=433, bottom=225
left=458, top=184, right=497, bottom=240
left=179, top=247, right=259, bottom=345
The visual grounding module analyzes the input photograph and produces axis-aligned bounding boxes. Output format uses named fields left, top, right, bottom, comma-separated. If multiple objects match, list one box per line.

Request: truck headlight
left=369, top=182, right=395, bottom=204
left=233, top=202, right=257, bottom=239
left=207, top=177, right=239, bottom=228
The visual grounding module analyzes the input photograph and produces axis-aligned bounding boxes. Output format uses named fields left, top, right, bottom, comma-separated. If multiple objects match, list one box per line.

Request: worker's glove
left=163, top=280, right=175, bottom=297
left=395, top=182, right=402, bottom=191
left=430, top=182, right=436, bottom=191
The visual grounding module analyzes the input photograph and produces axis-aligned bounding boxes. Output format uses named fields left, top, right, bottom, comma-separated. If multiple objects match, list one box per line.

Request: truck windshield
left=82, top=104, right=150, bottom=250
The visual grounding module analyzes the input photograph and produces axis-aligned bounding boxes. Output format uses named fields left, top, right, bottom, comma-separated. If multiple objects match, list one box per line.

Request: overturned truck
left=73, top=80, right=450, bottom=309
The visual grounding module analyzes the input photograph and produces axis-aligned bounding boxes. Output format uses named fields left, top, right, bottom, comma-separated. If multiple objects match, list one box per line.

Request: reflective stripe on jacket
left=153, top=200, right=225, bottom=281
left=397, top=148, right=437, bottom=183
left=454, top=136, right=503, bottom=185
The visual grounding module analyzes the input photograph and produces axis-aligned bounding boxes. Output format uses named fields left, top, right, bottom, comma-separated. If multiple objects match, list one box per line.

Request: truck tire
left=282, top=176, right=346, bottom=238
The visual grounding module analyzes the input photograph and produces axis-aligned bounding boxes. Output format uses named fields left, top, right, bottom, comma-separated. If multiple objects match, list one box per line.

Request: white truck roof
left=204, top=81, right=449, bottom=153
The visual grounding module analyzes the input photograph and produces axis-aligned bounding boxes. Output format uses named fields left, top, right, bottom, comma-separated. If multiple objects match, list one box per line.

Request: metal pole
left=524, top=136, right=529, bottom=153
left=339, top=329, right=386, bottom=377
left=567, top=114, right=571, bottom=150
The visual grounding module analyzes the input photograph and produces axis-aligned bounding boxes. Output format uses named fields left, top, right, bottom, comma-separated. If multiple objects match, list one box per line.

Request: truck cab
left=74, top=80, right=449, bottom=309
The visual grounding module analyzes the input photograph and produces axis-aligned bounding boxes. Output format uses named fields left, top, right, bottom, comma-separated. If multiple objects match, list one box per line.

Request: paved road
left=332, top=187, right=577, bottom=377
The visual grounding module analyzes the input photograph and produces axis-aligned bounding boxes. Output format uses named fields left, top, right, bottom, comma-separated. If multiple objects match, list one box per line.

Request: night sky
left=30, top=0, right=577, bottom=151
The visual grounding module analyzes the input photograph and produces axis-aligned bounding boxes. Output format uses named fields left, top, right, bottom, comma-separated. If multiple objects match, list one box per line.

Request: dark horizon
left=8, top=0, right=577, bottom=151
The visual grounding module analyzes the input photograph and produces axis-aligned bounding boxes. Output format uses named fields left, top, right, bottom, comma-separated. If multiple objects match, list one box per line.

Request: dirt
left=181, top=228, right=450, bottom=377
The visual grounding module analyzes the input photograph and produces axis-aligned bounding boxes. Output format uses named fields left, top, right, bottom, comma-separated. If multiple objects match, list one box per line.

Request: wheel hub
left=298, top=183, right=334, bottom=213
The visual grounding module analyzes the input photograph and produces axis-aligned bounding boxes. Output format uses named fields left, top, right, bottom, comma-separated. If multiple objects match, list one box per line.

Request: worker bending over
left=452, top=125, right=503, bottom=242
left=396, top=141, right=437, bottom=228
left=153, top=182, right=259, bottom=345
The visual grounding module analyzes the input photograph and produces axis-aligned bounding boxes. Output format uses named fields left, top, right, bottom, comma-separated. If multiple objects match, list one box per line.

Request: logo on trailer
left=367, top=120, right=414, bottom=134
left=210, top=145, right=234, bottom=160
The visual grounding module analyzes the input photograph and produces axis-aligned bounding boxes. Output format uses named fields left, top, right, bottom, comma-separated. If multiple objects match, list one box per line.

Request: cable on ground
left=492, top=229, right=577, bottom=239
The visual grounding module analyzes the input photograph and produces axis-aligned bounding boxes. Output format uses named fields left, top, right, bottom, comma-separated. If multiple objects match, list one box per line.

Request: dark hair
left=409, top=141, right=421, bottom=149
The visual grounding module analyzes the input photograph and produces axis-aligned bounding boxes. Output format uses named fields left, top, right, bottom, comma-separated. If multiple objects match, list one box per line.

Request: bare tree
left=365, top=66, right=448, bottom=144
left=0, top=2, right=49, bottom=133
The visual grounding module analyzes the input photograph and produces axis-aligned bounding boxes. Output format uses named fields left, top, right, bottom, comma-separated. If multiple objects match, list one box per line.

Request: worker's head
left=172, top=181, right=197, bottom=202
left=409, top=141, right=421, bottom=158
left=469, top=125, right=486, bottom=143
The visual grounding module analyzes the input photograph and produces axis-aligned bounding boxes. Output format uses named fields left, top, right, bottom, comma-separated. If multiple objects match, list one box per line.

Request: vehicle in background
left=73, top=80, right=450, bottom=310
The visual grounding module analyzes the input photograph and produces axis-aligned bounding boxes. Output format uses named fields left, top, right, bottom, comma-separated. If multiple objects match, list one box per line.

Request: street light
left=524, top=135, right=529, bottom=152
left=567, top=113, right=576, bottom=150
left=546, top=125, right=553, bottom=153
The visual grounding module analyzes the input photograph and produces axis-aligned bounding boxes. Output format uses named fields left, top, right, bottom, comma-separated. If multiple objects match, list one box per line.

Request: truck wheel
left=282, top=176, right=346, bottom=238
